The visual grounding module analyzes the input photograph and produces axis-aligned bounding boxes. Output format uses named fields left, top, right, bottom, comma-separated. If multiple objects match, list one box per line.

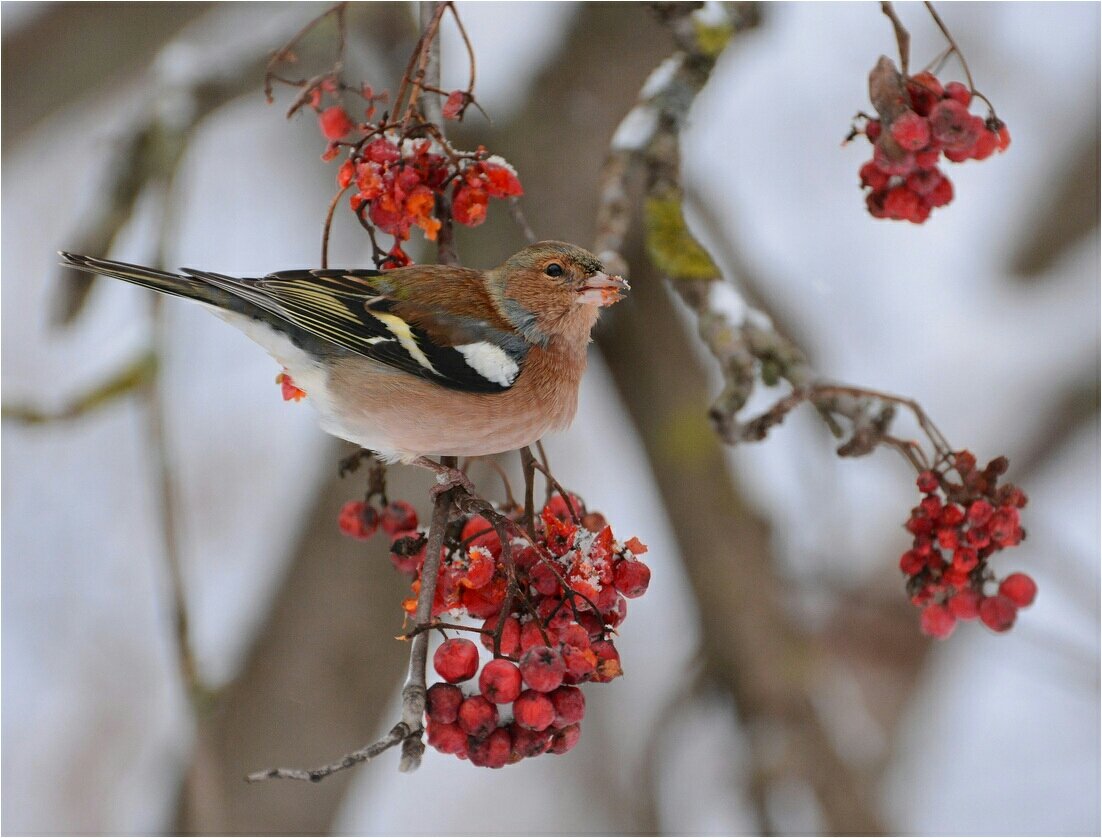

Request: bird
left=59, top=242, right=628, bottom=488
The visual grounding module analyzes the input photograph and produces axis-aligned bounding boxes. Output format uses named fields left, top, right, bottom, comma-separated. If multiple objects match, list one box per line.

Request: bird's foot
left=414, top=457, right=476, bottom=499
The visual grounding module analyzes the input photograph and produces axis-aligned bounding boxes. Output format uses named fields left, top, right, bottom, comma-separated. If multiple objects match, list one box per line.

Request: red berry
left=426, top=720, right=468, bottom=756
left=920, top=603, right=957, bottom=639
left=929, top=99, right=978, bottom=150
left=990, top=508, right=1023, bottom=547
left=442, top=89, right=468, bottom=121
left=866, top=187, right=889, bottom=219
left=558, top=622, right=591, bottom=649
left=859, top=160, right=889, bottom=191
left=381, top=500, right=418, bottom=535
left=940, top=504, right=965, bottom=527
left=999, top=573, right=1037, bottom=608
left=560, top=644, right=597, bottom=681
left=338, top=501, right=379, bottom=540
left=952, top=547, right=978, bottom=572
left=389, top=530, right=426, bottom=574
left=967, top=500, right=994, bottom=527
left=948, top=588, right=983, bottom=620
left=520, top=645, right=566, bottom=692
left=337, top=159, right=355, bottom=189
left=979, top=595, right=1018, bottom=632
left=996, top=122, right=1011, bottom=151
left=873, top=144, right=916, bottom=176
left=970, top=124, right=998, bottom=161
left=513, top=689, right=555, bottom=731
left=433, top=638, right=479, bottom=683
left=457, top=694, right=499, bottom=738
left=426, top=682, right=464, bottom=724
left=479, top=659, right=523, bottom=704
left=899, top=550, right=925, bottom=575
left=865, top=119, right=882, bottom=142
left=468, top=726, right=511, bottom=768
left=936, top=528, right=959, bottom=551
left=530, top=561, right=561, bottom=597
left=319, top=105, right=354, bottom=141
left=966, top=526, right=991, bottom=548
left=602, top=594, right=628, bottom=629
left=916, top=147, right=942, bottom=167
left=543, top=492, right=583, bottom=521
left=549, top=686, right=586, bottom=727
left=549, top=723, right=581, bottom=755
left=509, top=723, right=552, bottom=758
left=883, top=186, right=921, bottom=221
left=890, top=111, right=932, bottom=151
left=906, top=168, right=944, bottom=197
left=591, top=640, right=623, bottom=683
left=480, top=615, right=521, bottom=657
left=460, top=515, right=501, bottom=557
left=944, top=81, right=971, bottom=107
left=613, top=559, right=651, bottom=598
left=907, top=72, right=945, bottom=115
left=926, top=175, right=954, bottom=207
left=916, top=470, right=939, bottom=493
left=520, top=620, right=548, bottom=652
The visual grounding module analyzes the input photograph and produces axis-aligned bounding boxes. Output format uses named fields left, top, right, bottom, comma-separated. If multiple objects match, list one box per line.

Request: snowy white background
left=2, top=2, right=1098, bottom=835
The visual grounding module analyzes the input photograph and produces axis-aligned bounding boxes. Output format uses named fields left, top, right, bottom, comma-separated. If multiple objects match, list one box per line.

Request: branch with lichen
left=596, top=1, right=961, bottom=476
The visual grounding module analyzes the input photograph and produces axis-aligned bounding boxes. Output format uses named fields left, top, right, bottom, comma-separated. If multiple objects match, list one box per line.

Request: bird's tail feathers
left=58, top=252, right=223, bottom=306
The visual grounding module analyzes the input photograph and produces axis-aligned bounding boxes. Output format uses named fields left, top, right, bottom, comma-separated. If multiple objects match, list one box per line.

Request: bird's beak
left=576, top=272, right=630, bottom=307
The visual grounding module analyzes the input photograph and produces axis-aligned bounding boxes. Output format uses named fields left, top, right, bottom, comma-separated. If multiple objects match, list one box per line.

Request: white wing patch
left=455, top=342, right=520, bottom=387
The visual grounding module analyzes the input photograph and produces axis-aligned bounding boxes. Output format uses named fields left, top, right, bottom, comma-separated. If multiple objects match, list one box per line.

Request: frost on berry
left=850, top=58, right=1009, bottom=224
left=897, top=451, right=1033, bottom=638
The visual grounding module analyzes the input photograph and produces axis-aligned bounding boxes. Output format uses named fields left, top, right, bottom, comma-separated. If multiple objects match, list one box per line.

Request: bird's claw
left=429, top=467, right=476, bottom=500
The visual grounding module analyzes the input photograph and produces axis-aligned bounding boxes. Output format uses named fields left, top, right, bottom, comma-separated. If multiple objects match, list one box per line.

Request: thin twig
left=923, top=1, right=972, bottom=91
left=320, top=185, right=350, bottom=269
left=246, top=722, right=413, bottom=782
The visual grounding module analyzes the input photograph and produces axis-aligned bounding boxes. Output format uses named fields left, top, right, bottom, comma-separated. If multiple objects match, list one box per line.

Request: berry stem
left=880, top=2, right=911, bottom=77
left=923, top=2, right=975, bottom=93
left=320, top=184, right=350, bottom=269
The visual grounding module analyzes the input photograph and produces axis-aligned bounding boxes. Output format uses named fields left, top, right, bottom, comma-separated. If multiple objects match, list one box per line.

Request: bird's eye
left=544, top=263, right=564, bottom=278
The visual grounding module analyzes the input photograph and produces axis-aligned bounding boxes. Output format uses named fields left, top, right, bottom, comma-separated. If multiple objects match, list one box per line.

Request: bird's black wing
left=184, top=267, right=528, bottom=394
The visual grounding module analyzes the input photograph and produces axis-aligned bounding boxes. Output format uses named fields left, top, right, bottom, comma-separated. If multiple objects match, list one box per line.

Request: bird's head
left=487, top=241, right=629, bottom=346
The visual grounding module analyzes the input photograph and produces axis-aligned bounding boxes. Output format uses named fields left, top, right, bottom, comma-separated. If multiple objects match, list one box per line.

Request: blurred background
left=2, top=2, right=1098, bottom=834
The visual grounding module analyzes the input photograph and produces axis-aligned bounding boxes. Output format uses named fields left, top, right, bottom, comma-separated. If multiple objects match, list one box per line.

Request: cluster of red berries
left=338, top=491, right=651, bottom=767
left=899, top=450, right=1035, bottom=639
left=337, top=497, right=418, bottom=549
left=308, top=87, right=521, bottom=267
left=855, top=71, right=1010, bottom=224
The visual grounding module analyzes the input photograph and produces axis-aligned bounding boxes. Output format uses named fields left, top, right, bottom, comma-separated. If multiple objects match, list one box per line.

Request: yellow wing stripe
left=368, top=310, right=440, bottom=375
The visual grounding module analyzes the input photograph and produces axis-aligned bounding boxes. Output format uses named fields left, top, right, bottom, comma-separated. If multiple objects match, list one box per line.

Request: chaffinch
left=59, top=242, right=628, bottom=477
